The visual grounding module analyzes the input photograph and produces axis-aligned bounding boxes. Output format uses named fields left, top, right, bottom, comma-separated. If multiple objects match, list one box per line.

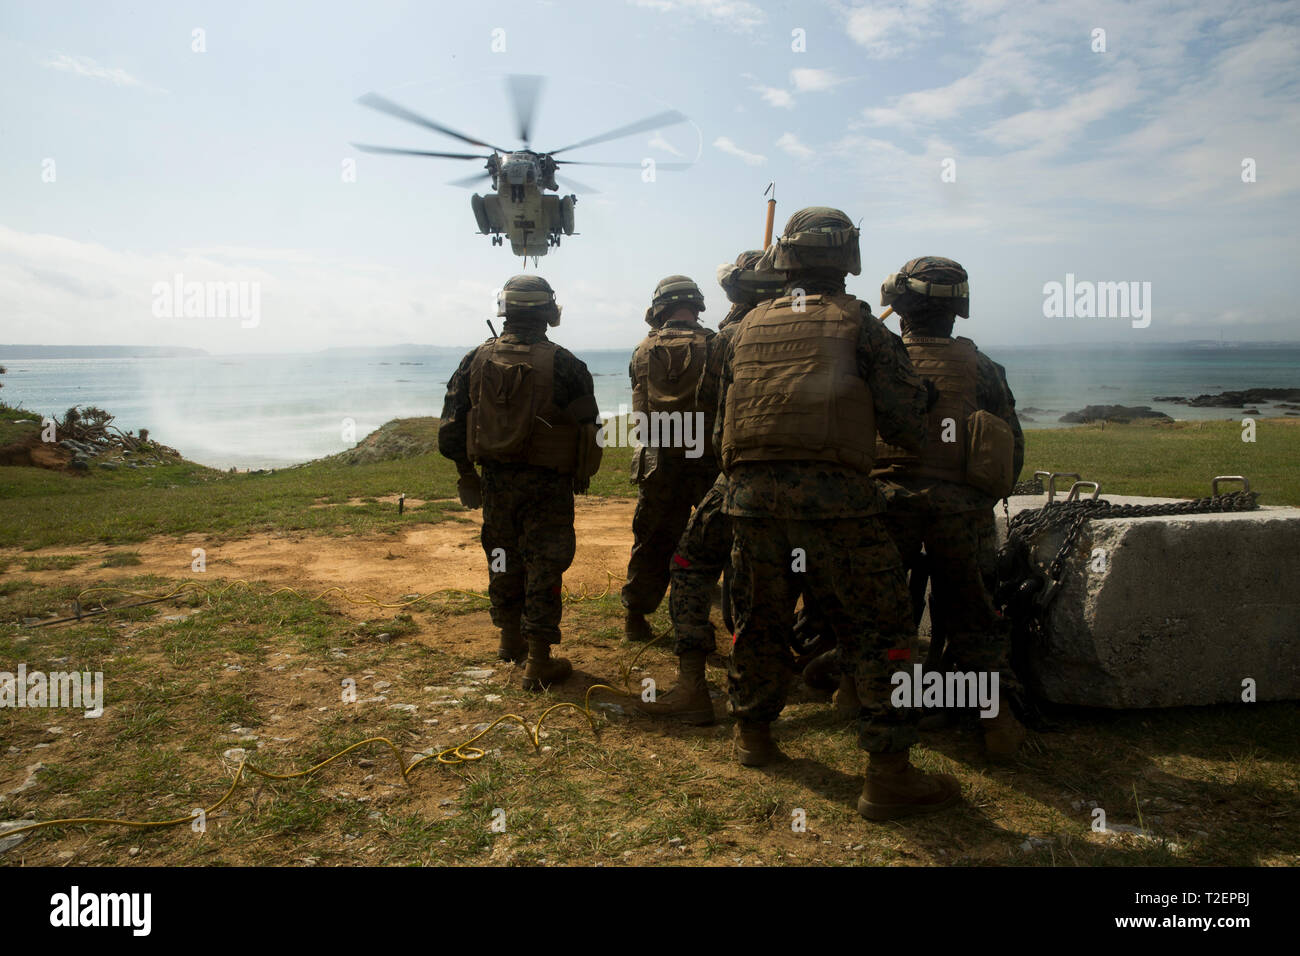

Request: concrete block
left=998, top=495, right=1300, bottom=708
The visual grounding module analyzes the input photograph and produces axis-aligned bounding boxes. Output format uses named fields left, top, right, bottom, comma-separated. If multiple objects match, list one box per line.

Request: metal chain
left=1000, top=489, right=1260, bottom=620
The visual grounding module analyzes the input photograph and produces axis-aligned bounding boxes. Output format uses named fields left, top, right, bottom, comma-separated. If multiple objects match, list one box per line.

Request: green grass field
left=2, top=416, right=1295, bottom=551
left=1, top=411, right=1297, bottom=867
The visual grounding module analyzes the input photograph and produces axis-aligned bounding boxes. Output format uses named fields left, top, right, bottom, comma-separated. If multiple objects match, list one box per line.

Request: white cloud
left=41, top=53, right=146, bottom=88
left=983, top=71, right=1143, bottom=156
left=713, top=136, right=766, bottom=165
left=752, top=84, right=794, bottom=108
left=0, top=225, right=498, bottom=353
left=776, top=132, right=814, bottom=159
left=790, top=68, right=841, bottom=93
left=627, top=0, right=765, bottom=30
left=844, top=0, right=936, bottom=57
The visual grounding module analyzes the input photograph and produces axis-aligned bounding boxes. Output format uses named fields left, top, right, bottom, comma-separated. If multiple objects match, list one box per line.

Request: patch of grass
left=0, top=404, right=42, bottom=446
left=1024, top=419, right=1300, bottom=505
left=100, top=551, right=143, bottom=567
left=21, top=554, right=85, bottom=571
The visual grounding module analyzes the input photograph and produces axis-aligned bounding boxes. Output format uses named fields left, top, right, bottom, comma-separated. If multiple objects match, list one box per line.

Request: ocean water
left=1, top=345, right=1297, bottom=470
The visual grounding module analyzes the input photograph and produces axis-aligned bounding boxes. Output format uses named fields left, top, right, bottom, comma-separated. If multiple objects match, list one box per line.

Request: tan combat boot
left=522, top=639, right=573, bottom=691
left=631, top=651, right=715, bottom=725
left=497, top=622, right=527, bottom=664
left=858, top=749, right=962, bottom=821
left=982, top=708, right=1026, bottom=761
left=833, top=675, right=862, bottom=720
left=734, top=721, right=785, bottom=767
left=624, top=612, right=653, bottom=642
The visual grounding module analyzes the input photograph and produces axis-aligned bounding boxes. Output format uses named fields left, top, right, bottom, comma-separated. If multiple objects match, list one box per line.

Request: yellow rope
left=0, top=575, right=654, bottom=842
left=0, top=683, right=631, bottom=840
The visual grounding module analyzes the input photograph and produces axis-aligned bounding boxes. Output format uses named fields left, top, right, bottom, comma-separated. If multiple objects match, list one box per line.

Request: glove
left=457, top=472, right=483, bottom=509
left=573, top=476, right=591, bottom=495
left=923, top=378, right=940, bottom=412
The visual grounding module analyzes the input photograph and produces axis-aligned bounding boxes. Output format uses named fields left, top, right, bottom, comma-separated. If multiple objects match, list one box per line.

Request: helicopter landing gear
left=548, top=232, right=561, bottom=247
left=491, top=234, right=503, bottom=246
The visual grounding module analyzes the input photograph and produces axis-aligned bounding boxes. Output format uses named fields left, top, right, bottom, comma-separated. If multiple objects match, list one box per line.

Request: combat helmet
left=645, top=275, right=706, bottom=328
left=497, top=274, right=562, bottom=327
left=756, top=206, right=861, bottom=276
left=716, top=250, right=786, bottom=305
left=880, top=256, right=970, bottom=318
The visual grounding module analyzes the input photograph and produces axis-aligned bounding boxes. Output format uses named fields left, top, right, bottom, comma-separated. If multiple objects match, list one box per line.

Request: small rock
left=376, top=633, right=393, bottom=644
left=7, top=763, right=45, bottom=796
left=373, top=681, right=392, bottom=691
left=357, top=759, right=375, bottom=768
left=459, top=669, right=496, bottom=681
left=57, top=850, right=74, bottom=860
left=0, top=821, right=37, bottom=854
left=128, top=847, right=140, bottom=857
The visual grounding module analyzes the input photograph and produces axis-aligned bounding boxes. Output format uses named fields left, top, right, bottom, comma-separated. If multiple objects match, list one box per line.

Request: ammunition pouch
left=964, top=409, right=1015, bottom=498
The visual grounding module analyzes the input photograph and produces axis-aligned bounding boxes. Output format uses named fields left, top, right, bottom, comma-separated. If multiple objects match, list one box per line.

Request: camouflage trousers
left=880, top=506, right=1015, bottom=683
left=480, top=465, right=576, bottom=644
left=728, top=515, right=918, bottom=753
left=621, top=456, right=717, bottom=616
left=667, top=475, right=730, bottom=655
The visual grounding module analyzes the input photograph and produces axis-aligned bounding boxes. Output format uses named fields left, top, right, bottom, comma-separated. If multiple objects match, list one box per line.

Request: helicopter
left=352, top=75, right=692, bottom=261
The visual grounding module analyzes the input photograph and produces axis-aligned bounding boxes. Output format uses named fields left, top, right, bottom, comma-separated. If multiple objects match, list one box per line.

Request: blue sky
left=2, top=0, right=1298, bottom=352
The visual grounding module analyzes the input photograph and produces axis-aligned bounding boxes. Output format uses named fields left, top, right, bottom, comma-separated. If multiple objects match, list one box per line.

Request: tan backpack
left=467, top=340, right=578, bottom=473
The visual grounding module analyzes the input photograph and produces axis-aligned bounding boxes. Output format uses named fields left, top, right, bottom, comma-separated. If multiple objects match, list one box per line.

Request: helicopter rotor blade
left=352, top=143, right=489, bottom=160
left=556, top=175, right=599, bottom=195
left=557, top=159, right=693, bottom=170
left=507, top=74, right=545, bottom=147
left=550, top=110, right=688, bottom=156
left=448, top=172, right=493, bottom=188
left=356, top=92, right=508, bottom=153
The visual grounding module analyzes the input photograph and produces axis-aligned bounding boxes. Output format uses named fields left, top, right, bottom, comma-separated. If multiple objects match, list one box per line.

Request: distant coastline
left=5, top=339, right=1300, bottom=361
left=0, top=345, right=209, bottom=359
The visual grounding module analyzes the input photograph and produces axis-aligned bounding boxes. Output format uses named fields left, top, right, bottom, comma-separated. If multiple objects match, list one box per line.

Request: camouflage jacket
left=438, top=321, right=598, bottom=476
left=695, top=303, right=750, bottom=420
left=876, top=346, right=1025, bottom=514
left=714, top=281, right=929, bottom=519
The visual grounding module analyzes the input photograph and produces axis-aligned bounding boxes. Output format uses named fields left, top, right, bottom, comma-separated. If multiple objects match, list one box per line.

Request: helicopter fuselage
left=474, top=151, right=572, bottom=257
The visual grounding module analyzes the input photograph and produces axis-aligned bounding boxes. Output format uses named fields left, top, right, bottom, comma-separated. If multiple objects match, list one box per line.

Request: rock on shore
left=1059, top=405, right=1173, bottom=424
left=1153, top=387, right=1300, bottom=407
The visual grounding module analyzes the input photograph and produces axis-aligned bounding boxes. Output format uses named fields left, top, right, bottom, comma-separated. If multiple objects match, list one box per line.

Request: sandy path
left=7, top=499, right=639, bottom=610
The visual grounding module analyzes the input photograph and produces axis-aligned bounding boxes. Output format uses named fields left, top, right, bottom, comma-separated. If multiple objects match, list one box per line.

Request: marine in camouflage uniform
left=621, top=277, right=719, bottom=642
left=438, top=275, right=602, bottom=691
left=871, top=256, right=1027, bottom=759
left=632, top=253, right=784, bottom=725
left=716, top=207, right=961, bottom=821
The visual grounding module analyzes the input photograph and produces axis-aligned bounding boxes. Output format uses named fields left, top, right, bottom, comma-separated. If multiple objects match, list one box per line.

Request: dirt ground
left=8, top=497, right=638, bottom=612
left=4, top=498, right=1297, bottom=867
